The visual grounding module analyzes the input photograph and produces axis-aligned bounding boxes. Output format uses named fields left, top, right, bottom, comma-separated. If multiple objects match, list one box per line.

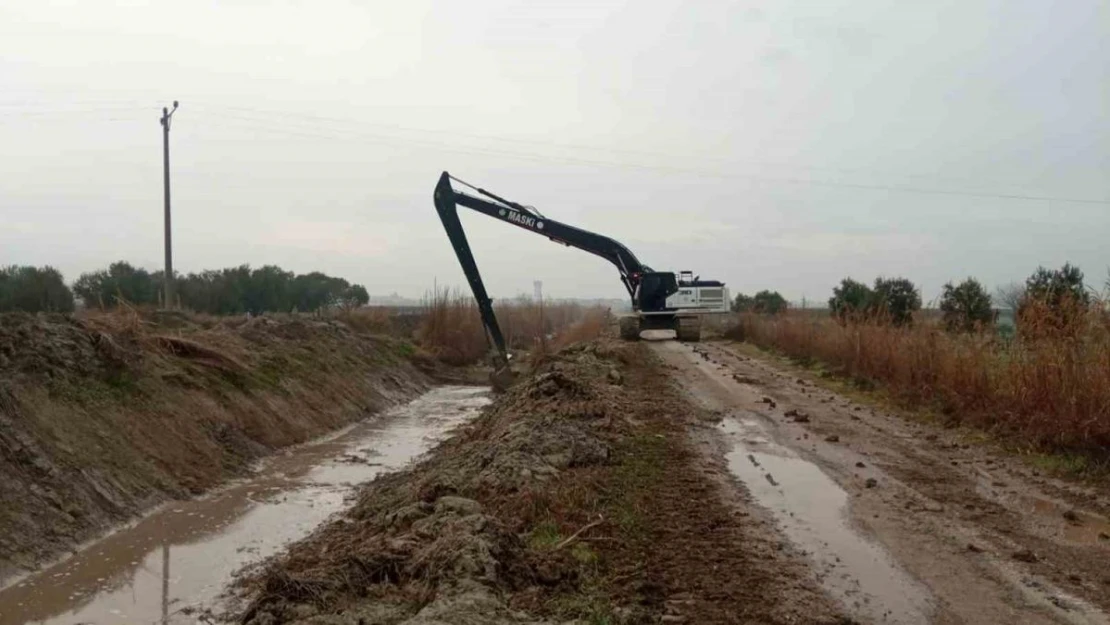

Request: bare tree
left=994, top=282, right=1025, bottom=311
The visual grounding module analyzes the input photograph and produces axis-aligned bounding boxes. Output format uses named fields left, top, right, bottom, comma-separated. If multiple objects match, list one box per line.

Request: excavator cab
left=635, top=271, right=679, bottom=312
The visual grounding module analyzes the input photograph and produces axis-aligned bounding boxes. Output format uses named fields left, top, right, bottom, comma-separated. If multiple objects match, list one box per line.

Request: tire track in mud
left=654, top=339, right=1110, bottom=625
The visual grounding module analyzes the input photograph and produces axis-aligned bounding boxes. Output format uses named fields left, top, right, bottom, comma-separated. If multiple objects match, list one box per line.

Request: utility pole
left=160, top=101, right=179, bottom=308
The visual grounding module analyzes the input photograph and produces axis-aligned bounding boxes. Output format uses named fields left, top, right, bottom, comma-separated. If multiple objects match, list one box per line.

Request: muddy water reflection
left=720, top=417, right=932, bottom=625
left=0, top=386, right=490, bottom=625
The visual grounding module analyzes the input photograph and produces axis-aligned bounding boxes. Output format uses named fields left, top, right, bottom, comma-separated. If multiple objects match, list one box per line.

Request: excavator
left=433, top=172, right=730, bottom=384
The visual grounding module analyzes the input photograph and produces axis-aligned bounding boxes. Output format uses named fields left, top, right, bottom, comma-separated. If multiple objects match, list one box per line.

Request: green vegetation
left=828, top=277, right=873, bottom=320
left=72, top=261, right=160, bottom=308
left=0, top=265, right=75, bottom=312
left=828, top=276, right=921, bottom=326
left=940, top=278, right=994, bottom=333
left=732, top=289, right=787, bottom=314
left=71, top=261, right=369, bottom=314
left=175, top=266, right=368, bottom=314
left=1, top=260, right=373, bottom=315
left=872, top=277, right=921, bottom=326
left=1024, top=262, right=1089, bottom=308
left=1017, top=263, right=1092, bottom=338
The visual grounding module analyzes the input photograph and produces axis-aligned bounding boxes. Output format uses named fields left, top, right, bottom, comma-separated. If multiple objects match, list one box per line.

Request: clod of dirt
left=824, top=435, right=840, bottom=443
left=732, top=374, right=758, bottom=384
left=855, top=462, right=866, bottom=468
left=1099, top=532, right=1109, bottom=541
left=865, top=478, right=878, bottom=489
left=783, top=409, right=811, bottom=424
left=760, top=396, right=776, bottom=409
left=435, top=495, right=482, bottom=516
left=1062, top=509, right=1080, bottom=523
left=1012, top=549, right=1039, bottom=563
left=967, top=543, right=984, bottom=553
left=607, top=367, right=623, bottom=386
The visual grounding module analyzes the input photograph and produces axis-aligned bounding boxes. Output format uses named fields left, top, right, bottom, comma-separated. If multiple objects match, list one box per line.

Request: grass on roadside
left=724, top=326, right=1110, bottom=478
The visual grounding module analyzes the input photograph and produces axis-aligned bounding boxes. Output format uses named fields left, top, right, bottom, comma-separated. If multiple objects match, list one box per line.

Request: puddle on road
left=1022, top=497, right=1110, bottom=545
left=0, top=386, right=490, bottom=625
left=972, top=471, right=1110, bottom=547
left=720, top=417, right=933, bottom=624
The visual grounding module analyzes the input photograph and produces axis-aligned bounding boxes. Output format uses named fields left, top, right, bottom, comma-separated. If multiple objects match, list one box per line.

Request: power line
left=3, top=99, right=1105, bottom=206
left=190, top=103, right=1019, bottom=188
left=191, top=103, right=1107, bottom=198
left=192, top=109, right=1110, bottom=206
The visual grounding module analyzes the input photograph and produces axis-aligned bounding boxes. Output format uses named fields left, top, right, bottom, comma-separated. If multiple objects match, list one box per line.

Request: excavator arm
left=433, top=172, right=649, bottom=370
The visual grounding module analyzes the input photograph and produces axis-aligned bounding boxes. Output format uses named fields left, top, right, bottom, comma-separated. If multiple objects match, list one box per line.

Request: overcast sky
left=2, top=0, right=1107, bottom=304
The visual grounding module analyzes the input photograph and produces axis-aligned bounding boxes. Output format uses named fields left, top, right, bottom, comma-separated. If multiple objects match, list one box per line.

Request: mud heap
left=236, top=340, right=843, bottom=625
left=0, top=311, right=431, bottom=579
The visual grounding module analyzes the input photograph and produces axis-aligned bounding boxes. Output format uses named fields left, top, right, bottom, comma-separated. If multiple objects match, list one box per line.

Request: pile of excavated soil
left=235, top=340, right=846, bottom=624
left=0, top=311, right=433, bottom=580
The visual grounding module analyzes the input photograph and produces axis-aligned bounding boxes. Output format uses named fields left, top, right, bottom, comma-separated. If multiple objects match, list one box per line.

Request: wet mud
left=657, top=339, right=1110, bottom=625
left=720, top=417, right=931, bottom=624
left=0, top=386, right=489, bottom=625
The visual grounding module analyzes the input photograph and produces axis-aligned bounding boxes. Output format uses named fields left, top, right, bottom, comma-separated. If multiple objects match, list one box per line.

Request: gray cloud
left=1, top=0, right=1106, bottom=304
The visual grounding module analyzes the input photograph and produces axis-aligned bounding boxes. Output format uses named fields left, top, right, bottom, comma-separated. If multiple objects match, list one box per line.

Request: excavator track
left=675, top=316, right=702, bottom=342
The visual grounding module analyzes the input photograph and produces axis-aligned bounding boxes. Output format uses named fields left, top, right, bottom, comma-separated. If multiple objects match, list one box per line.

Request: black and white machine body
left=432, top=172, right=731, bottom=379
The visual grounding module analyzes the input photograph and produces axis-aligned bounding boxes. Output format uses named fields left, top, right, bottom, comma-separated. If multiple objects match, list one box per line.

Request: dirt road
left=654, top=339, right=1110, bottom=625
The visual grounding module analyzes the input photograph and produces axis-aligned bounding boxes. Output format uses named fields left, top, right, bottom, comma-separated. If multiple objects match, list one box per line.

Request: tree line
left=0, top=261, right=369, bottom=314
left=731, top=262, right=1102, bottom=335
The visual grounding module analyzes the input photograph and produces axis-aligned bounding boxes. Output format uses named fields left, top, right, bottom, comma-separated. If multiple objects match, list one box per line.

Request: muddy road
left=0, top=386, right=489, bottom=625
left=5, top=337, right=1110, bottom=625
left=655, top=340, right=1110, bottom=625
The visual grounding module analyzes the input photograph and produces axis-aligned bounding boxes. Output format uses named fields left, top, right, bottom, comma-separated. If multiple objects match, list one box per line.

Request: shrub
left=751, top=290, right=788, bottom=314
left=731, top=293, right=754, bottom=312
left=73, top=261, right=161, bottom=308
left=1018, top=263, right=1090, bottom=338
left=940, top=278, right=994, bottom=333
left=828, top=278, right=874, bottom=322
left=0, top=265, right=75, bottom=312
left=74, top=261, right=370, bottom=314
left=872, top=277, right=921, bottom=326
left=1025, top=263, right=1088, bottom=307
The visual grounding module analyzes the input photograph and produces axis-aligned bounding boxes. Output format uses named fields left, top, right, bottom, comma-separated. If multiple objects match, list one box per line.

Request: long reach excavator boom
left=433, top=172, right=729, bottom=383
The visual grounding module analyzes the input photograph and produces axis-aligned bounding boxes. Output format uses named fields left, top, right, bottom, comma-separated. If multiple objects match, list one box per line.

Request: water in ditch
left=0, top=385, right=490, bottom=625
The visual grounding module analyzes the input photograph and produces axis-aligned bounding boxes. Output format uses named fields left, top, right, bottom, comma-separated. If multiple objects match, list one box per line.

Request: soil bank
left=0, top=311, right=436, bottom=582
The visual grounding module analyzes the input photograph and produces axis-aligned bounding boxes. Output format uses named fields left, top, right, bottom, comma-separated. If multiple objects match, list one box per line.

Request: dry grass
left=413, top=288, right=604, bottom=366
left=730, top=304, right=1110, bottom=455
left=76, top=292, right=606, bottom=368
